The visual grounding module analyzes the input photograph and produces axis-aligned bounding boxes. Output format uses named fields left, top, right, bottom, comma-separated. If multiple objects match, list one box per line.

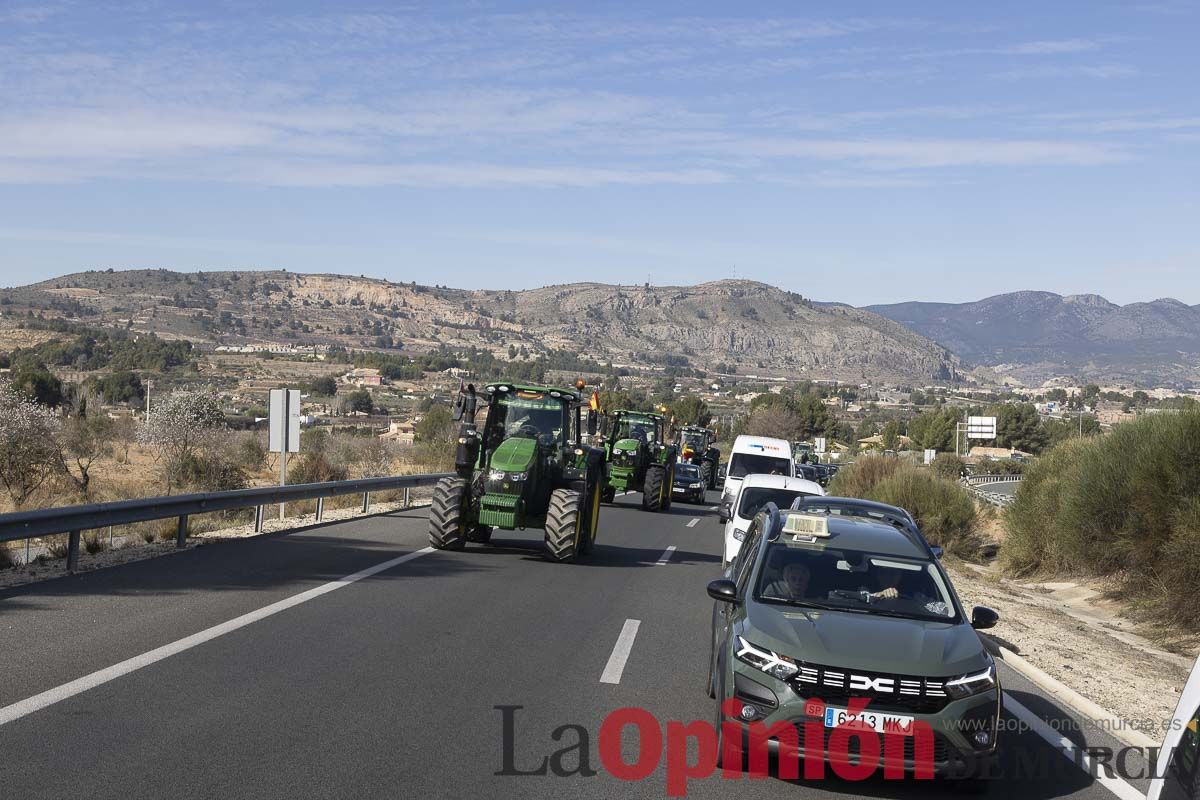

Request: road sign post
left=269, top=388, right=301, bottom=520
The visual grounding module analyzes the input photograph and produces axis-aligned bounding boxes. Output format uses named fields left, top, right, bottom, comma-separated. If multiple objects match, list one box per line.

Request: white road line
left=655, top=545, right=677, bottom=565
left=1004, top=693, right=1143, bottom=800
left=0, top=547, right=436, bottom=728
left=708, top=506, right=718, bottom=511
left=600, top=619, right=641, bottom=684
left=686, top=518, right=700, bottom=528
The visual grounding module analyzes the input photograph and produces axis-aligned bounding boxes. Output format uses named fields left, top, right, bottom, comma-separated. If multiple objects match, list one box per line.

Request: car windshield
left=737, top=487, right=815, bottom=520
left=488, top=391, right=563, bottom=446
left=675, top=463, right=700, bottom=479
left=728, top=452, right=791, bottom=478
left=755, top=543, right=957, bottom=623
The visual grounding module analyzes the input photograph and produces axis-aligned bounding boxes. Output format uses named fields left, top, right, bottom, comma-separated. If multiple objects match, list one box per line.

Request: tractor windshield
left=681, top=431, right=706, bottom=451
left=489, top=391, right=564, bottom=447
left=614, top=416, right=658, bottom=444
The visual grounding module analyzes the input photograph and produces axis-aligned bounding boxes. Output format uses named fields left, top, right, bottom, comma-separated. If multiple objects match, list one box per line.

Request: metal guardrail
left=0, top=472, right=451, bottom=571
left=961, top=475, right=1021, bottom=508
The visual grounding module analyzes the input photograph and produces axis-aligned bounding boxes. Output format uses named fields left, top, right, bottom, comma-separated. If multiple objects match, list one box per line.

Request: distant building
left=344, top=368, right=382, bottom=387
left=380, top=420, right=416, bottom=444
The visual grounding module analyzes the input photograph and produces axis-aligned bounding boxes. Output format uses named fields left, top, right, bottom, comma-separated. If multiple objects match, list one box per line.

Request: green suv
left=707, top=503, right=1001, bottom=780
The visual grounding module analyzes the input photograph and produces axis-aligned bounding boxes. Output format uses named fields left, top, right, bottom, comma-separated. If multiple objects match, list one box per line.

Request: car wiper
left=758, top=596, right=861, bottom=613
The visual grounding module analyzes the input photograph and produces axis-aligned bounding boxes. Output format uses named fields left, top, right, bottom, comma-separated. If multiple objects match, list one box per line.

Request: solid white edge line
left=708, top=506, right=718, bottom=511
left=686, top=518, right=700, bottom=528
left=1004, top=692, right=1144, bottom=800
left=655, top=545, right=677, bottom=565
left=600, top=619, right=641, bottom=684
left=0, top=546, right=436, bottom=728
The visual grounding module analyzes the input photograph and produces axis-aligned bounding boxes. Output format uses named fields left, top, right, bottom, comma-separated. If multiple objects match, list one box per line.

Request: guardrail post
left=254, top=505, right=265, bottom=533
left=361, top=492, right=370, bottom=513
left=66, top=529, right=80, bottom=571
left=316, top=497, right=324, bottom=523
left=176, top=515, right=188, bottom=549
left=403, top=487, right=411, bottom=508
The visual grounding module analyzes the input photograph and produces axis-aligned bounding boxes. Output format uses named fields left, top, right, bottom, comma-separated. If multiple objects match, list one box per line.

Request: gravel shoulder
left=946, top=558, right=1193, bottom=741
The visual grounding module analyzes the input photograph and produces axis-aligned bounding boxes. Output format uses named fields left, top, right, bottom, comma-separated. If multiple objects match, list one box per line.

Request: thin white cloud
left=995, top=64, right=1140, bottom=80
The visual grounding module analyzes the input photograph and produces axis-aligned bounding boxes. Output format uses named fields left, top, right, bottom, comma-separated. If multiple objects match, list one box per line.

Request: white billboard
left=814, top=437, right=827, bottom=454
left=966, top=416, right=997, bottom=440
left=924, top=449, right=937, bottom=465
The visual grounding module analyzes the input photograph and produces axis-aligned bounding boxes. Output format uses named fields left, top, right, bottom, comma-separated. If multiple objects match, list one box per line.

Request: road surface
left=0, top=492, right=1150, bottom=799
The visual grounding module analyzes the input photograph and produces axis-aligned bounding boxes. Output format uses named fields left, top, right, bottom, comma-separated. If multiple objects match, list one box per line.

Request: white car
left=719, top=473, right=824, bottom=566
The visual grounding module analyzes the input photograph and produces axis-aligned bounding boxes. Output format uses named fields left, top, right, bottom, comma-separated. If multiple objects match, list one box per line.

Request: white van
left=719, top=435, right=795, bottom=511
left=719, top=473, right=825, bottom=565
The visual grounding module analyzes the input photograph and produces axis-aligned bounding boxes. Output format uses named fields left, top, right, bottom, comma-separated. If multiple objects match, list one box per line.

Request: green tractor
left=677, top=425, right=721, bottom=490
left=427, top=381, right=605, bottom=563
left=599, top=410, right=678, bottom=511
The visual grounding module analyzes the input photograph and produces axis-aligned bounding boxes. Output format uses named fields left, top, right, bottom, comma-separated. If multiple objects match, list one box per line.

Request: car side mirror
left=971, top=606, right=999, bottom=630
left=707, top=579, right=738, bottom=604
left=930, top=546, right=944, bottom=560
left=586, top=410, right=598, bottom=436
left=717, top=511, right=729, bottom=524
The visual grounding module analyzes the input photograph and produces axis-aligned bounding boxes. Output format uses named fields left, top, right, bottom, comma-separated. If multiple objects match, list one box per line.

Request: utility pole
left=145, top=379, right=152, bottom=419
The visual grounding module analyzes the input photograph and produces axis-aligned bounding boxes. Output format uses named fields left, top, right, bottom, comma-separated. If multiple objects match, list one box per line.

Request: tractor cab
left=676, top=424, right=721, bottom=490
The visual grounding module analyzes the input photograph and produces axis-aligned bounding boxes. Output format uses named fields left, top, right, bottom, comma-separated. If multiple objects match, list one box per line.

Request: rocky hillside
left=866, top=291, right=1200, bottom=386
left=1, top=269, right=959, bottom=383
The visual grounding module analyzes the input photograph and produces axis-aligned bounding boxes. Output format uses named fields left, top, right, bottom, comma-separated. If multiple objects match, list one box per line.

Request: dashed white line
left=0, top=547, right=436, bottom=728
left=686, top=518, right=700, bottom=528
left=708, top=506, right=718, bottom=511
left=600, top=619, right=641, bottom=684
left=655, top=545, right=677, bottom=566
left=1004, top=693, right=1143, bottom=800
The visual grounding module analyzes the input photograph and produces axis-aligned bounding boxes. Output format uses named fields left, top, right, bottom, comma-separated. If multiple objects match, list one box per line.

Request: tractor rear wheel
left=428, top=477, right=469, bottom=550
left=544, top=488, right=585, bottom=562
left=642, top=466, right=666, bottom=512
left=699, top=463, right=712, bottom=491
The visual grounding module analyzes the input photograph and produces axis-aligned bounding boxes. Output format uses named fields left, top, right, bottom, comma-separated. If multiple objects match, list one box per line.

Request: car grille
left=790, top=662, right=953, bottom=714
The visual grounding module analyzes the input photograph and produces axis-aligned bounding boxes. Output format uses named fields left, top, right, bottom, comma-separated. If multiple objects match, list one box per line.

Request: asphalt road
left=0, top=491, right=1152, bottom=799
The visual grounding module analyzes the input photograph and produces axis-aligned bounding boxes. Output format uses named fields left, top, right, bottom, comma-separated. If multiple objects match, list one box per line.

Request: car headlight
left=945, top=664, right=996, bottom=699
left=735, top=636, right=799, bottom=681
left=690, top=482, right=703, bottom=489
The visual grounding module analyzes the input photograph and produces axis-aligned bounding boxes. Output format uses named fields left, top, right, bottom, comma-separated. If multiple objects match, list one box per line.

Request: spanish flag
left=590, top=390, right=601, bottom=413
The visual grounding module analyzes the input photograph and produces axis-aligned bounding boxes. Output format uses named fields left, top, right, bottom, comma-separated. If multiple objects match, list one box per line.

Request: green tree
left=907, top=408, right=959, bottom=452
left=794, top=393, right=834, bottom=440
left=345, top=389, right=373, bottom=415
left=880, top=420, right=902, bottom=451
left=415, top=405, right=456, bottom=443
left=990, top=403, right=1048, bottom=453
left=308, top=376, right=338, bottom=397
left=11, top=360, right=64, bottom=407
left=671, top=395, right=711, bottom=426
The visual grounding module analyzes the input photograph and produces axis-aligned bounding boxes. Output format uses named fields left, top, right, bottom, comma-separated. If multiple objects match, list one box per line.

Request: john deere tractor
left=677, top=425, right=721, bottom=489
left=600, top=410, right=677, bottom=511
left=427, top=382, right=605, bottom=563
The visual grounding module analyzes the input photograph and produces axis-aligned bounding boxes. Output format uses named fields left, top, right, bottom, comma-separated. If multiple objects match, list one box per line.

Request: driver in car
left=867, top=565, right=949, bottom=617
left=764, top=561, right=811, bottom=600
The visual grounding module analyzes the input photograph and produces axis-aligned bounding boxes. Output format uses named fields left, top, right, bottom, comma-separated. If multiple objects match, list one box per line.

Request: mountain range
left=865, top=291, right=1200, bottom=386
left=1, top=270, right=959, bottom=384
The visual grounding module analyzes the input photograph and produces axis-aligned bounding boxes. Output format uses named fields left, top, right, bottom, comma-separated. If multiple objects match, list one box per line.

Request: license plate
left=673, top=486, right=686, bottom=492
left=824, top=706, right=914, bottom=736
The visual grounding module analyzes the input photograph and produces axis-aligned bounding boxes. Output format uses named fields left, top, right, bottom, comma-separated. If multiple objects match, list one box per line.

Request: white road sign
left=814, top=437, right=827, bottom=454
left=924, top=449, right=937, bottom=465
left=269, top=389, right=301, bottom=453
left=966, top=416, right=997, bottom=440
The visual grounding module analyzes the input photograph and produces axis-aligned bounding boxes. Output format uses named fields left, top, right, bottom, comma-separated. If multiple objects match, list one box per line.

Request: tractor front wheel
left=699, top=463, right=712, bottom=491
left=642, top=466, right=666, bottom=512
left=578, top=480, right=601, bottom=555
left=601, top=485, right=617, bottom=504
left=428, top=477, right=469, bottom=550
left=544, top=488, right=584, bottom=563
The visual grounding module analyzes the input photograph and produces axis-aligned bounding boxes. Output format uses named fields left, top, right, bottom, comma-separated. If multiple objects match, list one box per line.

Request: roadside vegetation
left=1004, top=410, right=1200, bottom=631
left=826, top=456, right=979, bottom=558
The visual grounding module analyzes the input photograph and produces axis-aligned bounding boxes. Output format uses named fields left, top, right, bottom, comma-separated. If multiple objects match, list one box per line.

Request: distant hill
left=866, top=291, right=1200, bottom=386
left=0, top=270, right=960, bottom=383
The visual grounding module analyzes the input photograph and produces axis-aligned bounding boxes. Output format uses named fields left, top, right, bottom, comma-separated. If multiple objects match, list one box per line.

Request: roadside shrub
left=287, top=451, right=348, bottom=484
left=1003, top=411, right=1200, bottom=631
left=931, top=453, right=966, bottom=481
left=828, top=458, right=978, bottom=558
left=826, top=455, right=901, bottom=497
left=0, top=546, right=14, bottom=569
left=83, top=533, right=109, bottom=555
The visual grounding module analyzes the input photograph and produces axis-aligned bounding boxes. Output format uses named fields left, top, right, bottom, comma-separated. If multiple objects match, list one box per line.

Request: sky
left=1, top=0, right=1198, bottom=305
